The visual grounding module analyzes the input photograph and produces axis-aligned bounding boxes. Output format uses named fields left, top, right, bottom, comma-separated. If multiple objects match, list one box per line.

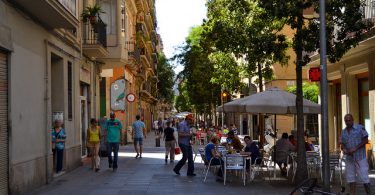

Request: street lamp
left=221, top=90, right=228, bottom=127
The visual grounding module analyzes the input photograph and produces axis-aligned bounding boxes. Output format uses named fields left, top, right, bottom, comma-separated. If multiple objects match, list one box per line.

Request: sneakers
left=135, top=153, right=139, bottom=158
left=173, top=168, right=180, bottom=175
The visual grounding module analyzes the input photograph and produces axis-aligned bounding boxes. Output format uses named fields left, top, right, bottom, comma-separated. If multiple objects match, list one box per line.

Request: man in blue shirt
left=340, top=114, right=370, bottom=195
left=106, top=112, right=122, bottom=171
left=132, top=115, right=146, bottom=158
left=173, top=115, right=196, bottom=176
left=241, top=136, right=261, bottom=170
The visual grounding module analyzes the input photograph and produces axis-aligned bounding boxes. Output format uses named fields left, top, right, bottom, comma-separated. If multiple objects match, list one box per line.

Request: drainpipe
left=44, top=41, right=50, bottom=184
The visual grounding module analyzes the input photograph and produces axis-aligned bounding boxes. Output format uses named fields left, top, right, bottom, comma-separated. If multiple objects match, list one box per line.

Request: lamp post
left=319, top=0, right=330, bottom=192
left=221, top=90, right=228, bottom=127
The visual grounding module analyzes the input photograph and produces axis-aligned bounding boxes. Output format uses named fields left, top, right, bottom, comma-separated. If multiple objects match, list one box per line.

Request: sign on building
left=111, top=79, right=126, bottom=111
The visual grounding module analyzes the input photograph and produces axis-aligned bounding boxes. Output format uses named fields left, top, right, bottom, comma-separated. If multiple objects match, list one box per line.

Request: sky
left=155, top=0, right=207, bottom=74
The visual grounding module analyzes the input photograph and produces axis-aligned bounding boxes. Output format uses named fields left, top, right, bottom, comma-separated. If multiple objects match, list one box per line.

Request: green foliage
left=204, top=0, right=290, bottom=90
left=81, top=4, right=105, bottom=22
left=174, top=81, right=191, bottom=112
left=286, top=83, right=319, bottom=103
left=173, top=26, right=224, bottom=114
left=259, top=0, right=372, bottom=65
left=157, top=53, right=175, bottom=104
left=208, top=51, right=243, bottom=92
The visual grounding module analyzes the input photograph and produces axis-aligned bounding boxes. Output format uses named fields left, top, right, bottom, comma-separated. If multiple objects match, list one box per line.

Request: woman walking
left=52, top=119, right=66, bottom=174
left=87, top=118, right=101, bottom=172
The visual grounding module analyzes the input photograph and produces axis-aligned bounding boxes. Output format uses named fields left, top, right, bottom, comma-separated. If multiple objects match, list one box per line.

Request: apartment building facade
left=98, top=0, right=159, bottom=134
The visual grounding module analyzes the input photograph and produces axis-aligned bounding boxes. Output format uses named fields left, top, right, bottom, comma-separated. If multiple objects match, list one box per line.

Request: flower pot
left=89, top=16, right=97, bottom=25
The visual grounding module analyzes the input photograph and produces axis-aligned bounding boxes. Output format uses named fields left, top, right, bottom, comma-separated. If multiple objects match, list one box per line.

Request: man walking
left=340, top=114, right=371, bottom=195
left=132, top=115, right=146, bottom=158
left=106, top=112, right=122, bottom=171
left=173, top=114, right=196, bottom=176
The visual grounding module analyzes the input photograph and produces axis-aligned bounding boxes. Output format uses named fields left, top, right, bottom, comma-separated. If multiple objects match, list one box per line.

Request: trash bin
left=156, top=135, right=161, bottom=147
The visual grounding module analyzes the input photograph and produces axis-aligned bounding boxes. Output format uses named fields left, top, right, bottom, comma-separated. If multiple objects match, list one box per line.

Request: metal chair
left=329, top=151, right=343, bottom=185
left=198, top=148, right=222, bottom=182
left=224, top=154, right=247, bottom=186
left=200, top=132, right=207, bottom=145
left=249, top=156, right=263, bottom=181
left=306, top=151, right=321, bottom=179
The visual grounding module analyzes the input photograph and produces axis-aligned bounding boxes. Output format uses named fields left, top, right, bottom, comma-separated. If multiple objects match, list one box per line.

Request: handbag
left=175, top=147, right=181, bottom=155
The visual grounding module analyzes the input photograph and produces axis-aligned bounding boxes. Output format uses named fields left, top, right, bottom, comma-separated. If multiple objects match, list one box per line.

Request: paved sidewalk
left=28, top=132, right=374, bottom=195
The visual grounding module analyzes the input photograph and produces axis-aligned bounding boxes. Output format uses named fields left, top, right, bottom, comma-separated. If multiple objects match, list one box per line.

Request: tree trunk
left=294, top=4, right=308, bottom=185
left=257, top=62, right=265, bottom=147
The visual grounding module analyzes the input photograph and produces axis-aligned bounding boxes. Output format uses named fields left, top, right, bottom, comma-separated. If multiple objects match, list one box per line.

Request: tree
left=259, top=0, right=372, bottom=184
left=203, top=0, right=289, bottom=145
left=204, top=0, right=289, bottom=91
left=157, top=53, right=175, bottom=104
left=287, top=83, right=319, bottom=103
left=174, top=26, right=222, bottom=116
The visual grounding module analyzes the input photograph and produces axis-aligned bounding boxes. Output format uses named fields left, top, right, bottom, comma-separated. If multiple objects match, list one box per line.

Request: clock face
left=126, top=93, right=135, bottom=102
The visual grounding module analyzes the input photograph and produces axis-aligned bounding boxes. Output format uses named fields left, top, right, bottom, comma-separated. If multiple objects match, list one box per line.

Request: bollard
left=155, top=134, right=160, bottom=147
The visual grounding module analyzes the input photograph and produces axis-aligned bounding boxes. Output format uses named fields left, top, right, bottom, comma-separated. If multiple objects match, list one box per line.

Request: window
left=68, top=62, right=73, bottom=120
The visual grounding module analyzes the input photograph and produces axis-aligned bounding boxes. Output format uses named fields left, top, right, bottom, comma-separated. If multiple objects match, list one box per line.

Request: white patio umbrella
left=216, top=87, right=320, bottom=114
left=174, top=111, right=192, bottom=118
left=244, top=87, right=320, bottom=114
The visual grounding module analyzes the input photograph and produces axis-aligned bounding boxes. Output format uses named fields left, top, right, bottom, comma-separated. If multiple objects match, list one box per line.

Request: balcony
left=127, top=47, right=141, bottom=72
left=82, top=19, right=109, bottom=58
left=135, top=0, right=145, bottom=12
left=140, top=48, right=151, bottom=68
left=10, top=0, right=79, bottom=29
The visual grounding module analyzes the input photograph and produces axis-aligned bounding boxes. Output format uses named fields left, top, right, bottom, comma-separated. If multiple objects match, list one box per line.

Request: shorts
left=345, top=157, right=370, bottom=183
left=134, top=137, right=143, bottom=145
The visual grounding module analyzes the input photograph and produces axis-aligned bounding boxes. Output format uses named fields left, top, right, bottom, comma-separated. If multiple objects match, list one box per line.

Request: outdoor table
left=223, top=153, right=250, bottom=186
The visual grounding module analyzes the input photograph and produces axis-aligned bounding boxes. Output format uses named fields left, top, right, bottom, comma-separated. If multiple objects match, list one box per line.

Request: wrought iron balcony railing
left=83, top=19, right=107, bottom=48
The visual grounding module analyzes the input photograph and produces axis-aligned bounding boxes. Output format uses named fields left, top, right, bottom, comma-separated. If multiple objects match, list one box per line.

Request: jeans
left=107, top=142, right=119, bottom=168
left=174, top=143, right=194, bottom=174
left=55, top=148, right=64, bottom=173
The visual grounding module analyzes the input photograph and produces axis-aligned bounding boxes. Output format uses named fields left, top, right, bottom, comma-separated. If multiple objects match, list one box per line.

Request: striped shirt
left=340, top=124, right=368, bottom=161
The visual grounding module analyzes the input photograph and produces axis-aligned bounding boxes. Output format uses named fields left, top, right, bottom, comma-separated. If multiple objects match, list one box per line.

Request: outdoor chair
left=329, top=151, right=343, bottom=185
left=200, top=132, right=207, bottom=145
left=248, top=156, right=263, bottom=181
left=306, top=151, right=321, bottom=179
left=223, top=154, right=247, bottom=186
left=198, top=148, right=221, bottom=181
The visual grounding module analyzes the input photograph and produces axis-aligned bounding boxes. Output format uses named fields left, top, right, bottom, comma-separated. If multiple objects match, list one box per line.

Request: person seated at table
left=205, top=137, right=224, bottom=181
left=240, top=136, right=261, bottom=170
left=288, top=135, right=297, bottom=146
left=275, top=133, right=296, bottom=176
left=216, top=129, right=222, bottom=139
left=304, top=132, right=314, bottom=151
left=226, top=130, right=244, bottom=152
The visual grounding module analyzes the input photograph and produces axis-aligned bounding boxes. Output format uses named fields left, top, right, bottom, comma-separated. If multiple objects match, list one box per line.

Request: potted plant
left=81, top=4, right=105, bottom=25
